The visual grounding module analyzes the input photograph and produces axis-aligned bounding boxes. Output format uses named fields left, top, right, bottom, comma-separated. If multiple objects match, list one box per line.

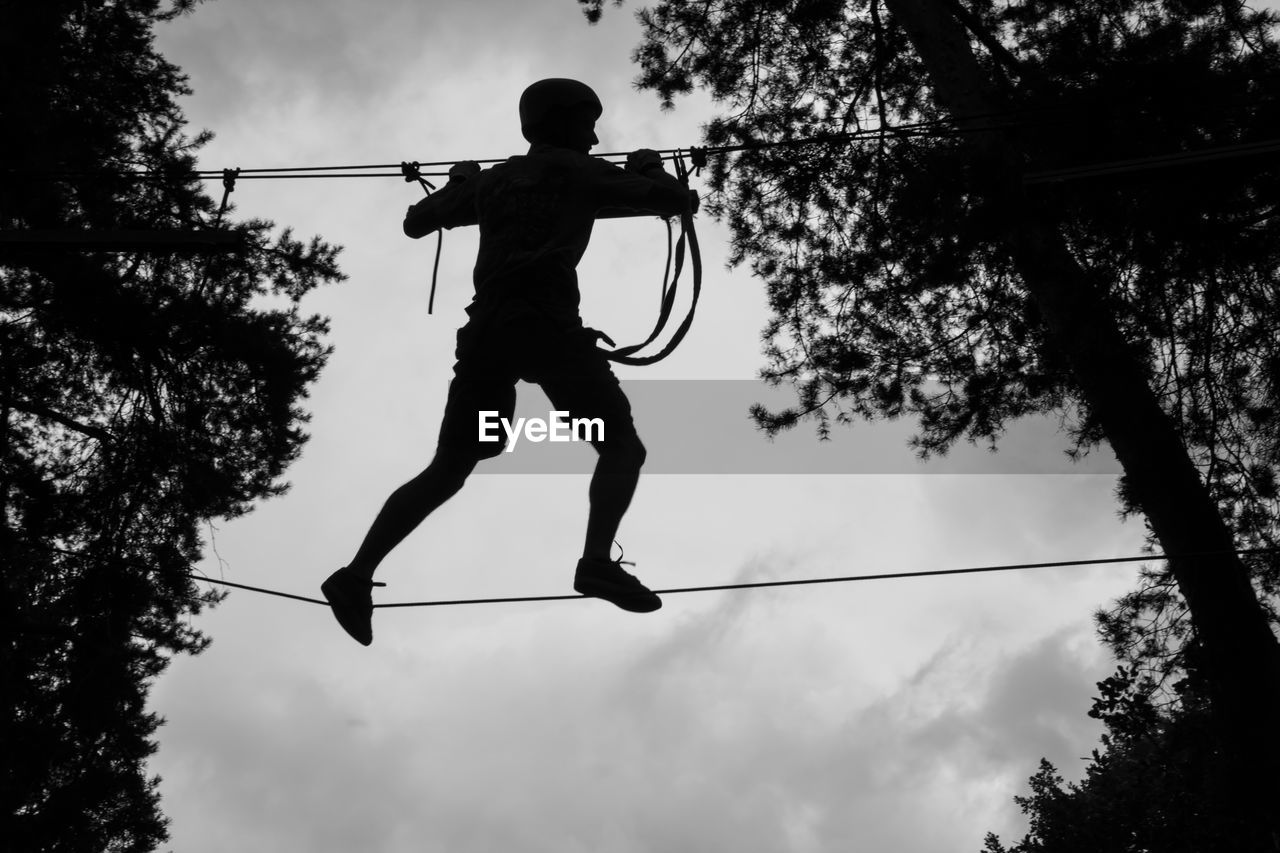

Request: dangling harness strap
left=604, top=216, right=680, bottom=359
left=609, top=212, right=701, bottom=365
left=603, top=151, right=704, bottom=366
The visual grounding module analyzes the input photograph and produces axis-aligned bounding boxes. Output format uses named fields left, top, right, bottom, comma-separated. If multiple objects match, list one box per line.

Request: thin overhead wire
left=183, top=112, right=1022, bottom=181
left=9, top=102, right=1277, bottom=187
left=185, top=547, right=1277, bottom=610
left=41, top=126, right=1280, bottom=190
left=5, top=106, right=1041, bottom=186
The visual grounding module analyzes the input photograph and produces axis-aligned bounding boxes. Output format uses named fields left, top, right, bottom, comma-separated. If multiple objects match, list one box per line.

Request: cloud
left=139, top=5, right=1141, bottom=852
left=157, top=0, right=659, bottom=133
left=150, top=554, right=1111, bottom=853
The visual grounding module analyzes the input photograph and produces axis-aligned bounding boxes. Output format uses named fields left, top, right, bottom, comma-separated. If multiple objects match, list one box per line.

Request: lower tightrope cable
left=188, top=573, right=327, bottom=606
left=184, top=547, right=1277, bottom=610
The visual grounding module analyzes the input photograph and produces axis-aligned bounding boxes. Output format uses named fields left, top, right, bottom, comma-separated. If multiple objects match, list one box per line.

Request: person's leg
left=322, top=333, right=514, bottom=643
left=537, top=346, right=647, bottom=561
left=574, top=429, right=660, bottom=612
left=582, top=432, right=646, bottom=560
left=323, top=448, right=483, bottom=645
left=538, top=340, right=660, bottom=612
left=346, top=452, right=478, bottom=580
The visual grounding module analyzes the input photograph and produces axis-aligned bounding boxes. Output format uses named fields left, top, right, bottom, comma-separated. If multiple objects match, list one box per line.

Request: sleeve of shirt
left=403, top=179, right=480, bottom=238
left=590, top=158, right=690, bottom=219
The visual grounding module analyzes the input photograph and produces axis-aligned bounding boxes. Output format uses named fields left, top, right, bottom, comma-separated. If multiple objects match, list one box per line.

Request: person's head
left=519, top=78, right=602, bottom=153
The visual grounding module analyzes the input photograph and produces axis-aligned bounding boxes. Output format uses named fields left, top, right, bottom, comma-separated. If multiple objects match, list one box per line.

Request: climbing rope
left=400, top=161, right=446, bottom=314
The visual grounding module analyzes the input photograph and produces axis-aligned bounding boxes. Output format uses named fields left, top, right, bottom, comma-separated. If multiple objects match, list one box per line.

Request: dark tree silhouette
left=983, top=668, right=1242, bottom=853
left=580, top=0, right=1280, bottom=843
left=1, top=1, right=343, bottom=849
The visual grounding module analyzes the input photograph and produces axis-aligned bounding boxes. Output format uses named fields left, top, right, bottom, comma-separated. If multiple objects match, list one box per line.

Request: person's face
left=558, top=103, right=599, bottom=153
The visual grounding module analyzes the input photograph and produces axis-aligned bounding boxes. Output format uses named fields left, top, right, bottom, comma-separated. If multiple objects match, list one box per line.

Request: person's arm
left=628, top=149, right=699, bottom=217
left=403, top=161, right=482, bottom=238
left=594, top=150, right=700, bottom=219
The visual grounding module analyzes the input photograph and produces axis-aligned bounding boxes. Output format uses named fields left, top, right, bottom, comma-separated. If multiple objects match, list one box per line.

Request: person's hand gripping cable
left=625, top=148, right=700, bottom=215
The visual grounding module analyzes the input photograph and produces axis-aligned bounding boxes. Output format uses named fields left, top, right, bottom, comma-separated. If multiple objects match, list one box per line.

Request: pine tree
left=580, top=0, right=1280, bottom=843
left=1, top=1, right=344, bottom=849
left=983, top=669, right=1240, bottom=852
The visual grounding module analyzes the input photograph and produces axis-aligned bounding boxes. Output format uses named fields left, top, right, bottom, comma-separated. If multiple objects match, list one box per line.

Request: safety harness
left=401, top=150, right=704, bottom=367
left=601, top=150, right=703, bottom=366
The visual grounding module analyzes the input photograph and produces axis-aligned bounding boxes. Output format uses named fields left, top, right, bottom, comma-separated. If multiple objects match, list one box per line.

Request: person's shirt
left=404, top=143, right=690, bottom=316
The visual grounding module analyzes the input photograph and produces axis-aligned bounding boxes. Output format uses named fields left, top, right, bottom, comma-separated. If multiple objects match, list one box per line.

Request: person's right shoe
left=574, top=556, right=662, bottom=613
left=321, top=567, right=386, bottom=646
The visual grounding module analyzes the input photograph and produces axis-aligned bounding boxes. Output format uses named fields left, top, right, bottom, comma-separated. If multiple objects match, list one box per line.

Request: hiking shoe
left=321, top=567, right=386, bottom=646
left=574, top=557, right=662, bottom=613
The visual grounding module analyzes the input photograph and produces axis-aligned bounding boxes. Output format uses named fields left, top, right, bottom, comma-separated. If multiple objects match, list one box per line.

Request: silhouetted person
left=321, top=79, right=698, bottom=645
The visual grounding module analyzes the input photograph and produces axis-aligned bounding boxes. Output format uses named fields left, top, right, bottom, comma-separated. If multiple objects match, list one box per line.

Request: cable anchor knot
left=215, top=167, right=240, bottom=226
left=400, top=161, right=436, bottom=194
left=688, top=146, right=708, bottom=177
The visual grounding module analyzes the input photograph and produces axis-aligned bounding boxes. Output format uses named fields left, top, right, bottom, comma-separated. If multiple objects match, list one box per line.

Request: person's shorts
left=436, top=300, right=639, bottom=461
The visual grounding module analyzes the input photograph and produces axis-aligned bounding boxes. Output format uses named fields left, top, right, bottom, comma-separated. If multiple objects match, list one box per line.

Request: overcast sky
left=141, top=2, right=1174, bottom=851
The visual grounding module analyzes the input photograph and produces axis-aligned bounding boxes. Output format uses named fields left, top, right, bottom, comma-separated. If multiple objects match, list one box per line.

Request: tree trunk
left=883, top=0, right=1280, bottom=844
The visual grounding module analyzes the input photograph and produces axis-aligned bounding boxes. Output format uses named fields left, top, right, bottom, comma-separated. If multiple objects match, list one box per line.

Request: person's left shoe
left=321, top=567, right=386, bottom=646
left=574, top=557, right=662, bottom=613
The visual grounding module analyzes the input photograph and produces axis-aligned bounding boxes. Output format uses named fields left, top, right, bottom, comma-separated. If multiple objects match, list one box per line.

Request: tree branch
left=2, top=397, right=112, bottom=443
